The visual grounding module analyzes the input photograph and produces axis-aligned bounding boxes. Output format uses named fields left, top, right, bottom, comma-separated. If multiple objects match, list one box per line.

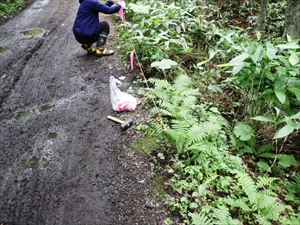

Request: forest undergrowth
left=3, top=0, right=299, bottom=224
left=115, top=0, right=300, bottom=224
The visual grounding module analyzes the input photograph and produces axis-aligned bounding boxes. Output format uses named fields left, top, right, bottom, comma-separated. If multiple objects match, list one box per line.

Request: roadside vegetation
left=0, top=0, right=25, bottom=17
left=115, top=0, right=300, bottom=224
left=3, top=0, right=299, bottom=224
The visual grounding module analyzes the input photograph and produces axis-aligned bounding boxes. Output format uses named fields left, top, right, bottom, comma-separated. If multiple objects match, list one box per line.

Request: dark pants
left=75, top=21, right=110, bottom=44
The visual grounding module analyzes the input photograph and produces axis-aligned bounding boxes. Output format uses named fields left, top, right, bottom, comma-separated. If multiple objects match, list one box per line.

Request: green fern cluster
left=144, top=74, right=300, bottom=224
left=148, top=75, right=226, bottom=150
left=226, top=172, right=287, bottom=224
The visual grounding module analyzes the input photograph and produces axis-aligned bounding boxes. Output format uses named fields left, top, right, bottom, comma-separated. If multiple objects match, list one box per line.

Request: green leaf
left=289, top=53, right=299, bottom=66
left=197, top=58, right=210, bottom=67
left=278, top=155, right=297, bottom=168
left=289, top=111, right=300, bottom=120
left=157, top=152, right=165, bottom=160
left=288, top=87, right=300, bottom=102
left=252, top=116, right=275, bottom=123
left=274, top=107, right=281, bottom=117
left=266, top=43, right=277, bottom=60
left=151, top=59, right=177, bottom=70
left=189, top=202, right=199, bottom=209
left=274, top=89, right=286, bottom=104
left=287, top=34, right=293, bottom=42
left=198, top=184, right=207, bottom=196
left=251, top=45, right=264, bottom=63
left=197, top=51, right=218, bottom=66
left=257, top=161, right=270, bottom=172
left=248, top=42, right=257, bottom=54
left=276, top=42, right=300, bottom=49
left=232, top=64, right=243, bottom=75
left=128, top=3, right=150, bottom=14
left=256, top=31, right=262, bottom=41
left=234, top=123, right=255, bottom=141
left=229, top=53, right=250, bottom=66
left=274, top=124, right=295, bottom=139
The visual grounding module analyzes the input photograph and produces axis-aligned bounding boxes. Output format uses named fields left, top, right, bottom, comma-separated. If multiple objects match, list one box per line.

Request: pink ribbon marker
left=118, top=0, right=124, bottom=21
left=130, top=50, right=135, bottom=70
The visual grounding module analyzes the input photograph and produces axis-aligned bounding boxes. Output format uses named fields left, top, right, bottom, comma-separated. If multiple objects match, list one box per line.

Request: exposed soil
left=0, top=0, right=170, bottom=224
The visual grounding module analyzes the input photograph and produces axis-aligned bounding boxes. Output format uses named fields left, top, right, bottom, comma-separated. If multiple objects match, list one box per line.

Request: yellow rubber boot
left=95, top=47, right=114, bottom=57
left=81, top=43, right=95, bottom=54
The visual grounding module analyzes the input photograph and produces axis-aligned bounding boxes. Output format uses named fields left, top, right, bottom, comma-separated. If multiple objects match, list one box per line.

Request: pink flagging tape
left=119, top=8, right=124, bottom=21
left=118, top=0, right=124, bottom=21
left=130, top=50, right=135, bottom=70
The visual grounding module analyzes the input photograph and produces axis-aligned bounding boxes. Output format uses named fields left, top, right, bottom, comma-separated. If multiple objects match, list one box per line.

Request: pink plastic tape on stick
left=118, top=0, right=124, bottom=21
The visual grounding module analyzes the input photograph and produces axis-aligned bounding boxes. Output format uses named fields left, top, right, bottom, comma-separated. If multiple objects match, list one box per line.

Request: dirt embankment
left=0, top=0, right=169, bottom=224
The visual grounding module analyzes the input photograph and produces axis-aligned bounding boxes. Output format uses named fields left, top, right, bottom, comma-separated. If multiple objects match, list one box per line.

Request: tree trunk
left=258, top=0, right=268, bottom=31
left=284, top=0, right=300, bottom=40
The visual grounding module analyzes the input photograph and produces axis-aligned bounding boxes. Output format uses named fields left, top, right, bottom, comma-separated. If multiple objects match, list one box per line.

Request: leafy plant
left=221, top=37, right=300, bottom=134
left=116, top=0, right=300, bottom=224
left=0, top=0, right=24, bottom=17
left=285, top=174, right=300, bottom=209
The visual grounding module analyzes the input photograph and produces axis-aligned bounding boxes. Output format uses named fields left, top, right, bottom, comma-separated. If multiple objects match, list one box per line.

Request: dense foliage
left=0, top=0, right=24, bottom=17
left=116, top=0, right=300, bottom=224
left=3, top=0, right=299, bottom=224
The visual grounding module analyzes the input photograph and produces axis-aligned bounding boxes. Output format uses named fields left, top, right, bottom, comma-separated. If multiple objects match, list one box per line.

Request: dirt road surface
left=0, top=0, right=169, bottom=224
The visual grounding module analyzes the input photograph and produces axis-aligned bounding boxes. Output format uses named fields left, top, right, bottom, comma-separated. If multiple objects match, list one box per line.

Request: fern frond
left=213, top=205, right=230, bottom=224
left=171, top=119, right=191, bottom=132
left=160, top=101, right=177, bottom=117
left=180, top=88, right=200, bottom=98
left=186, top=143, right=217, bottom=166
left=148, top=78, right=174, bottom=101
left=256, top=176, right=278, bottom=189
left=287, top=174, right=300, bottom=195
left=150, top=106, right=160, bottom=116
left=292, top=174, right=300, bottom=184
left=259, top=189, right=277, bottom=197
left=254, top=214, right=272, bottom=225
left=258, top=152, right=276, bottom=158
left=165, top=129, right=187, bottom=151
left=150, top=120, right=167, bottom=136
left=148, top=77, right=172, bottom=88
left=258, top=201, right=285, bottom=221
left=182, top=95, right=198, bottom=109
left=255, top=194, right=277, bottom=210
left=186, top=124, right=209, bottom=144
left=186, top=121, right=222, bottom=146
left=236, top=171, right=257, bottom=204
left=213, top=205, right=241, bottom=225
left=174, top=74, right=192, bottom=90
left=189, top=212, right=212, bottom=225
left=281, top=214, right=300, bottom=225
left=256, top=143, right=274, bottom=155
left=176, top=109, right=195, bottom=120
left=224, top=197, right=250, bottom=211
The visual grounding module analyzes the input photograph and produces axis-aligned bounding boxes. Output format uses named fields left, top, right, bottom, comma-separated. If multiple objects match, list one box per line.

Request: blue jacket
left=73, top=0, right=121, bottom=40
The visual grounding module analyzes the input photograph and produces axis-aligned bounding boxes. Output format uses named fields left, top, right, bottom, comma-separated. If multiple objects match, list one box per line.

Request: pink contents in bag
left=110, top=76, right=137, bottom=112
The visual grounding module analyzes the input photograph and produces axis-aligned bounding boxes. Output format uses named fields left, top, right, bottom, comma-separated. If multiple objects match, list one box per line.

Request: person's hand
left=118, top=1, right=126, bottom=9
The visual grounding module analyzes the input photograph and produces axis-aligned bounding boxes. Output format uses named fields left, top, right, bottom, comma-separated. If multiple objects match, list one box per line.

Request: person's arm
left=105, top=0, right=114, bottom=7
left=89, top=0, right=121, bottom=14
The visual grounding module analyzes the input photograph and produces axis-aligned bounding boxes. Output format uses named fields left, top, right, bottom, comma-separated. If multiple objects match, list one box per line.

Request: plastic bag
left=109, top=76, right=137, bottom=112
